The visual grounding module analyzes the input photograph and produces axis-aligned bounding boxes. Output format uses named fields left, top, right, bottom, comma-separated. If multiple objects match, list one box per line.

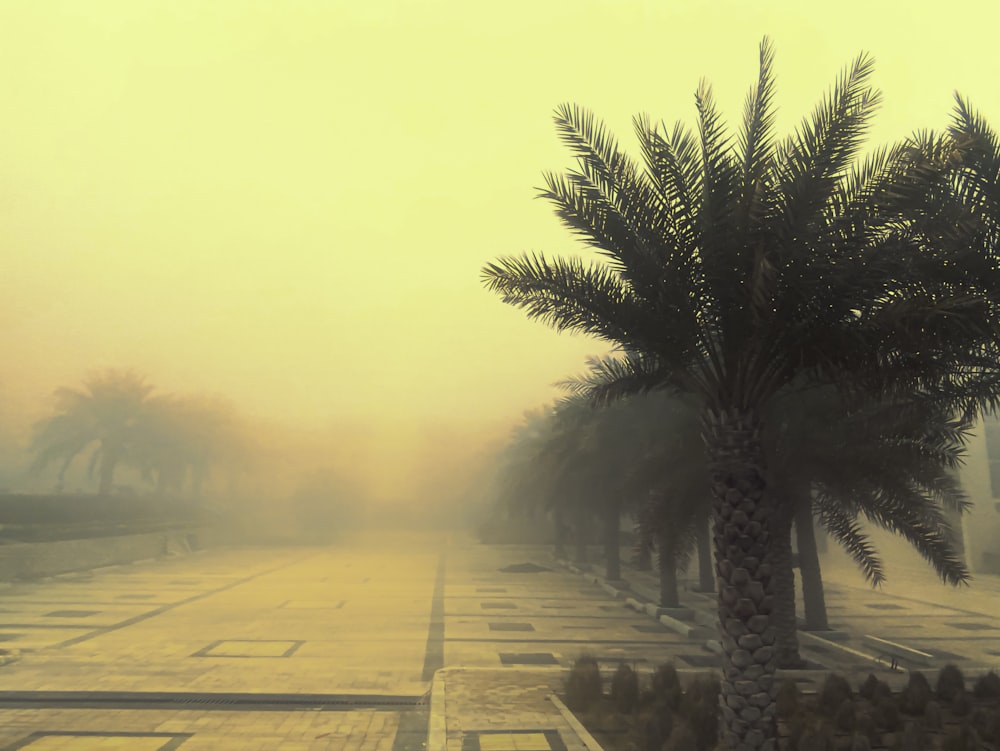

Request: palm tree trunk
left=553, top=507, right=567, bottom=558
left=703, top=407, right=776, bottom=751
left=635, top=534, right=652, bottom=571
left=695, top=515, right=715, bottom=593
left=794, top=496, right=828, bottom=631
left=98, top=448, right=119, bottom=496
left=769, top=496, right=804, bottom=669
left=656, top=528, right=680, bottom=608
left=574, top=515, right=589, bottom=564
left=604, top=503, right=621, bottom=581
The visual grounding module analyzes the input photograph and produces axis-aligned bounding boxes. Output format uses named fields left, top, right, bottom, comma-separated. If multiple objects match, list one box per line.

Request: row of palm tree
left=490, top=380, right=970, bottom=668
left=481, top=37, right=1000, bottom=751
left=29, top=369, right=251, bottom=497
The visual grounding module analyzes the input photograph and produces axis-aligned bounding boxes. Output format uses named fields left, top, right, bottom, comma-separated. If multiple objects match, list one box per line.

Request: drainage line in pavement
left=421, top=550, right=446, bottom=682
left=48, top=553, right=319, bottom=650
left=0, top=690, right=424, bottom=712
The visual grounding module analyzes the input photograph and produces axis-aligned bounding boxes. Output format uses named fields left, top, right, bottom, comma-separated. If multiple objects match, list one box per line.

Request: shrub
left=942, top=725, right=980, bottom=751
left=683, top=673, right=720, bottom=713
left=856, top=709, right=878, bottom=744
left=896, top=721, right=928, bottom=751
left=642, top=707, right=672, bottom=751
left=851, top=732, right=872, bottom=751
left=651, top=662, right=683, bottom=709
left=776, top=679, right=800, bottom=720
left=951, top=689, right=972, bottom=717
left=859, top=673, right=880, bottom=701
left=819, top=673, right=853, bottom=716
left=835, top=698, right=857, bottom=733
left=687, top=701, right=719, bottom=751
left=974, top=671, right=1000, bottom=699
left=924, top=700, right=942, bottom=730
left=610, top=663, right=639, bottom=714
left=564, top=653, right=603, bottom=711
left=900, top=672, right=932, bottom=715
left=970, top=708, right=993, bottom=741
left=795, top=717, right=835, bottom=751
left=873, top=697, right=902, bottom=732
left=662, top=721, right=698, bottom=751
left=936, top=664, right=966, bottom=702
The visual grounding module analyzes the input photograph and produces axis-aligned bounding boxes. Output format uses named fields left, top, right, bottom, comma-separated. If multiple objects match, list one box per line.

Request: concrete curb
left=548, top=693, right=606, bottom=751
left=428, top=669, right=448, bottom=751
left=658, top=614, right=712, bottom=639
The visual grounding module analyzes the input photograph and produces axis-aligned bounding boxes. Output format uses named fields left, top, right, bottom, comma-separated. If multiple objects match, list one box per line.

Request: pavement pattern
left=0, top=531, right=998, bottom=750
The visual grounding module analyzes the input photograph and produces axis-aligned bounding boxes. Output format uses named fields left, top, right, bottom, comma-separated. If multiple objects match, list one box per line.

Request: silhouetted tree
left=483, top=38, right=1000, bottom=750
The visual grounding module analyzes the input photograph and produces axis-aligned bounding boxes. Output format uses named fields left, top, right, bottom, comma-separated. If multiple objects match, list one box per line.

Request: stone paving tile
left=7, top=533, right=1000, bottom=751
left=0, top=708, right=402, bottom=751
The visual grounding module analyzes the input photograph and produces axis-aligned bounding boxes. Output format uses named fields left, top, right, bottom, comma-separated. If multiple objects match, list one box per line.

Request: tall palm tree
left=482, top=39, right=1000, bottom=750
left=31, top=369, right=155, bottom=495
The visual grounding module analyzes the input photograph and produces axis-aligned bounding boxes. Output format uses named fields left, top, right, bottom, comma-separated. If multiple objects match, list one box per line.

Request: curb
left=428, top=669, right=448, bottom=751
left=548, top=693, right=606, bottom=751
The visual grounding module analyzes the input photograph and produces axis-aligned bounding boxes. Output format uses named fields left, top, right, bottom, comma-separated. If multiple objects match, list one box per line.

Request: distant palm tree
left=31, top=369, right=154, bottom=495
left=483, top=38, right=999, bottom=750
left=133, top=394, right=246, bottom=497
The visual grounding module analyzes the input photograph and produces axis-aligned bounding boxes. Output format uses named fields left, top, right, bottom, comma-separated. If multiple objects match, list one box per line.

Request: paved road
left=2, top=531, right=999, bottom=750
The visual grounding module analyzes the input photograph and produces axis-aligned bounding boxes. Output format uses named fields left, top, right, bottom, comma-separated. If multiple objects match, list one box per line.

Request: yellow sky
left=2, top=0, right=999, bottom=496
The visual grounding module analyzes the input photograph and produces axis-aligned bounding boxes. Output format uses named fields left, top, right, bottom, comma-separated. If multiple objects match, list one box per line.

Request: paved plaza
left=0, top=532, right=998, bottom=749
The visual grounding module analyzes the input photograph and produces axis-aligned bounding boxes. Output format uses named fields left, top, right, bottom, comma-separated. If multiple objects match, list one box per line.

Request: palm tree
left=482, top=39, right=999, bottom=750
left=765, top=386, right=972, bottom=667
left=31, top=369, right=155, bottom=495
left=133, top=394, right=247, bottom=497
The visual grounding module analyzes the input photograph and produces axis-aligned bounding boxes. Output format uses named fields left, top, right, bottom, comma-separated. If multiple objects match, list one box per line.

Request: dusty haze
left=2, top=0, right=999, bottom=519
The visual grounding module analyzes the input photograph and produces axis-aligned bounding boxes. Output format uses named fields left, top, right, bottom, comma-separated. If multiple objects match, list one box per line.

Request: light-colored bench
left=862, top=634, right=933, bottom=670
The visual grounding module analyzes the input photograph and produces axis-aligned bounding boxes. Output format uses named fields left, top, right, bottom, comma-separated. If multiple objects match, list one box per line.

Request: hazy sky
left=2, top=1, right=999, bottom=494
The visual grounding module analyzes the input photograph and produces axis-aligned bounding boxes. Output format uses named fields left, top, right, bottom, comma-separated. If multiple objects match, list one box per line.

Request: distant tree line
left=29, top=369, right=252, bottom=498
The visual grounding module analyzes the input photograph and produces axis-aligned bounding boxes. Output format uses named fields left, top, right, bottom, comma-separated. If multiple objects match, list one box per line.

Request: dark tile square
left=864, top=603, right=906, bottom=610
left=481, top=602, right=517, bottom=609
left=499, top=652, right=560, bottom=666
left=632, top=624, right=669, bottom=633
left=678, top=653, right=721, bottom=668
left=927, top=649, right=968, bottom=661
left=191, top=639, right=304, bottom=658
left=489, top=623, right=535, bottom=632
left=596, top=656, right=649, bottom=664
left=0, top=633, right=22, bottom=642
left=542, top=605, right=572, bottom=610
left=43, top=610, right=99, bottom=618
left=462, top=729, right=567, bottom=751
left=3, top=731, right=191, bottom=750
left=948, top=622, right=995, bottom=631
left=779, top=659, right=827, bottom=671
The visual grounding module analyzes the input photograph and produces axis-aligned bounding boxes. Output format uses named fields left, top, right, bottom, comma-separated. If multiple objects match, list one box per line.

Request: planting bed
left=561, top=655, right=1000, bottom=751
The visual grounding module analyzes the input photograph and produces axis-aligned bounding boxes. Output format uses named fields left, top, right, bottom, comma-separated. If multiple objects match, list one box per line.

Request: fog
left=2, top=1, right=999, bottom=534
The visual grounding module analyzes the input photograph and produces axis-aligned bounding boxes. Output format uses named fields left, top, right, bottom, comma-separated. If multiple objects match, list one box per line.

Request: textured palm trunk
left=794, top=497, right=828, bottom=631
left=696, top=516, right=715, bottom=593
left=635, top=537, right=652, bottom=571
left=97, top=446, right=120, bottom=496
left=603, top=503, right=621, bottom=581
left=769, top=497, right=804, bottom=669
left=553, top=507, right=567, bottom=559
left=573, top=515, right=589, bottom=564
left=656, top=528, right=680, bottom=608
left=703, top=407, right=777, bottom=751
